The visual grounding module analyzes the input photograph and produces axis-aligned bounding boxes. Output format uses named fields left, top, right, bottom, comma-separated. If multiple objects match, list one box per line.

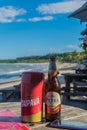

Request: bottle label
left=45, top=92, right=61, bottom=114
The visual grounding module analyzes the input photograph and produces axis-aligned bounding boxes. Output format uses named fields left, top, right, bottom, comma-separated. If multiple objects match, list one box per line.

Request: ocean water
left=0, top=63, right=48, bottom=83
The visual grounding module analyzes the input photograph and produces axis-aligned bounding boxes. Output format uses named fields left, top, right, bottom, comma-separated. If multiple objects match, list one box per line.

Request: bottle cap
left=50, top=57, right=55, bottom=61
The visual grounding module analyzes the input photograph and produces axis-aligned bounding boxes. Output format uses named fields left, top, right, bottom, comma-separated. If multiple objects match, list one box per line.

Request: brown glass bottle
left=45, top=57, right=61, bottom=122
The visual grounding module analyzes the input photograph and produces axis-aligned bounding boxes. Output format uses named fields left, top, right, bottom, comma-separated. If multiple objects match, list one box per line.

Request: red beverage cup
left=21, top=72, right=44, bottom=122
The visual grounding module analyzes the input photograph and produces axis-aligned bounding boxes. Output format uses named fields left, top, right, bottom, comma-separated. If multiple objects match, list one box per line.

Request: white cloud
left=36, top=0, right=86, bottom=14
left=29, top=16, right=54, bottom=22
left=66, top=44, right=78, bottom=49
left=0, top=6, right=26, bottom=23
left=16, top=18, right=26, bottom=22
left=61, top=44, right=81, bottom=52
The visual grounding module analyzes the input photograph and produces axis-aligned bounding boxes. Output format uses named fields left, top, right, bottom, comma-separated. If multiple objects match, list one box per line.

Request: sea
left=0, top=63, right=48, bottom=84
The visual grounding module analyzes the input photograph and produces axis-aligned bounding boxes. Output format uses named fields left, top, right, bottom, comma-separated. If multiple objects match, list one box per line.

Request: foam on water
left=0, top=63, right=48, bottom=83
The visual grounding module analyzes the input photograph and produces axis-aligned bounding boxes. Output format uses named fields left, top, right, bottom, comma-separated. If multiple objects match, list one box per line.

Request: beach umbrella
left=68, top=2, right=87, bottom=22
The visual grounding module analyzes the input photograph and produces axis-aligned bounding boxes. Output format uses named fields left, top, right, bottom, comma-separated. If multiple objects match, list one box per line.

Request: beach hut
left=68, top=2, right=87, bottom=22
left=67, top=2, right=87, bottom=99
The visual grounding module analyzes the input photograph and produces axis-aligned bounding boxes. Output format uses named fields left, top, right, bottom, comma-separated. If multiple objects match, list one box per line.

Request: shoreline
left=0, top=62, right=87, bottom=102
left=0, top=62, right=78, bottom=90
left=0, top=62, right=49, bottom=65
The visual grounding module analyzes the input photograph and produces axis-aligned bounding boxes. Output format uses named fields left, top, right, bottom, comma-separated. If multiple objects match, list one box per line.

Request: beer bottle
left=45, top=57, right=61, bottom=122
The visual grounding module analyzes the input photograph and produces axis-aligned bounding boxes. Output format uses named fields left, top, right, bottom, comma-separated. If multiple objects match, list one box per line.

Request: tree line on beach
left=0, top=51, right=87, bottom=63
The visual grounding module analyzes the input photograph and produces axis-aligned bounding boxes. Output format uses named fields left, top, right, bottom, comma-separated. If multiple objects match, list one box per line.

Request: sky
left=0, top=0, right=87, bottom=59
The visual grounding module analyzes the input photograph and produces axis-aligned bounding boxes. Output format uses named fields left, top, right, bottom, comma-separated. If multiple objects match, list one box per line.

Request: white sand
left=57, top=62, right=78, bottom=86
left=0, top=78, right=21, bottom=89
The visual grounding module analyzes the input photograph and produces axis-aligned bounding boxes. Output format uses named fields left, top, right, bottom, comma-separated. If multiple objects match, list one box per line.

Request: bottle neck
left=47, top=72, right=60, bottom=88
left=48, top=71, right=58, bottom=78
left=48, top=58, right=59, bottom=77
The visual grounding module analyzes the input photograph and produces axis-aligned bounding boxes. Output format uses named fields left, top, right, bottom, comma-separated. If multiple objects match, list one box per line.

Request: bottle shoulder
left=46, top=76, right=60, bottom=85
left=45, top=77, right=60, bottom=92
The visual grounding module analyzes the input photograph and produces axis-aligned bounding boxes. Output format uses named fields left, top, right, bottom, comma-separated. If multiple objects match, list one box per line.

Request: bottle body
left=45, top=58, right=61, bottom=121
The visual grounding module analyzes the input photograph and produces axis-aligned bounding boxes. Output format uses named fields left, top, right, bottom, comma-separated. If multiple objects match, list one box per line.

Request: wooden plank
left=61, top=91, right=87, bottom=96
left=0, top=88, right=15, bottom=92
left=73, top=81, right=87, bottom=86
left=0, top=87, right=16, bottom=101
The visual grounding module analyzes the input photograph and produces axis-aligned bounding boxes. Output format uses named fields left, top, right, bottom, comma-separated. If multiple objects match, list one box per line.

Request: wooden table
left=72, top=68, right=87, bottom=74
left=62, top=73, right=87, bottom=99
left=0, top=101, right=87, bottom=130
left=81, top=62, right=87, bottom=68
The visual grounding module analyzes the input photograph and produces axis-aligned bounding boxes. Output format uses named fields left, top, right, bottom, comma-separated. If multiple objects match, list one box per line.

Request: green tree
left=80, top=27, right=87, bottom=54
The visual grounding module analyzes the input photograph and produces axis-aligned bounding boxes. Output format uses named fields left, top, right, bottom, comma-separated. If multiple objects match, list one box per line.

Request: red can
left=21, top=72, right=44, bottom=122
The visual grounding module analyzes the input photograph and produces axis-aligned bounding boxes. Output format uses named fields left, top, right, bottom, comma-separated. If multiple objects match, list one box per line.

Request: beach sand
left=0, top=78, right=21, bottom=89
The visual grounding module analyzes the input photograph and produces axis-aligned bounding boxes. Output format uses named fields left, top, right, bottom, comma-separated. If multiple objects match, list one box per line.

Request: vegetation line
left=0, top=51, right=86, bottom=63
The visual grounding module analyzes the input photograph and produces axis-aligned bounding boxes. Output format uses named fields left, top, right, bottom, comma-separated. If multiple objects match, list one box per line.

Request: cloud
left=61, top=44, right=81, bottom=52
left=0, top=6, right=26, bottom=23
left=36, top=0, right=86, bottom=14
left=66, top=44, right=79, bottom=49
left=16, top=18, right=26, bottom=22
left=29, top=16, right=54, bottom=22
